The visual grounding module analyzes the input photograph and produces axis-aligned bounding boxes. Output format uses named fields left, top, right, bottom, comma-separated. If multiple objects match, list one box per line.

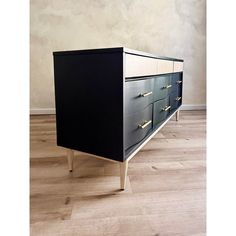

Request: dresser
left=53, top=47, right=184, bottom=190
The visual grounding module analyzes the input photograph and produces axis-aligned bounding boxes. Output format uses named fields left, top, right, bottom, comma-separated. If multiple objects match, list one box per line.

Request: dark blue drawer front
left=170, top=90, right=182, bottom=110
left=125, top=78, right=154, bottom=115
left=125, top=104, right=153, bottom=150
left=171, top=73, right=183, bottom=92
left=153, top=97, right=170, bottom=127
left=170, top=73, right=183, bottom=110
left=153, top=75, right=172, bottom=101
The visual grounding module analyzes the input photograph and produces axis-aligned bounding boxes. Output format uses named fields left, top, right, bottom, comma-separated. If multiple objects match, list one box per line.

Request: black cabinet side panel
left=53, top=52, right=124, bottom=162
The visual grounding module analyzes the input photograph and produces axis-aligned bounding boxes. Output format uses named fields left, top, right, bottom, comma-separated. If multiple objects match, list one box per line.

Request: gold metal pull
left=138, top=120, right=152, bottom=129
left=176, top=80, right=182, bottom=84
left=140, top=91, right=153, bottom=97
left=163, top=85, right=172, bottom=89
left=162, top=105, right=171, bottom=112
left=176, top=97, right=182, bottom=101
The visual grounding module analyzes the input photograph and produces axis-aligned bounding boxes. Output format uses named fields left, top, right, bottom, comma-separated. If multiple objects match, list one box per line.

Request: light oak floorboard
left=30, top=111, right=206, bottom=236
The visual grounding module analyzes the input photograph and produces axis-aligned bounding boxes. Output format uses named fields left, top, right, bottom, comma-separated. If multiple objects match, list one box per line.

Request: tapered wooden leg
left=67, top=149, right=74, bottom=172
left=120, top=161, right=128, bottom=190
left=176, top=110, right=180, bottom=121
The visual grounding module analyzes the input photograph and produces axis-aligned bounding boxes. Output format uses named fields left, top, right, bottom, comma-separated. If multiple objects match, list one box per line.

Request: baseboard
left=30, top=104, right=206, bottom=115
left=180, top=104, right=206, bottom=110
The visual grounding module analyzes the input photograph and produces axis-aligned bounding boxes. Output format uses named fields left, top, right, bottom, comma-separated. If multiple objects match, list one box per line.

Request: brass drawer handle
left=138, top=120, right=152, bottom=129
left=162, top=105, right=171, bottom=112
left=176, top=96, right=182, bottom=101
left=140, top=91, right=153, bottom=97
left=176, top=80, right=182, bottom=84
left=163, top=85, right=172, bottom=89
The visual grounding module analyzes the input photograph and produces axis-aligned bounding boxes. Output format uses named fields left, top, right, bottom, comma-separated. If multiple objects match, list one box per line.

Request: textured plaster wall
left=30, top=0, right=206, bottom=110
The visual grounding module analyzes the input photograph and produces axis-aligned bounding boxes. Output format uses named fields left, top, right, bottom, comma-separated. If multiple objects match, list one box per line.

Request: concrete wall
left=30, top=0, right=206, bottom=113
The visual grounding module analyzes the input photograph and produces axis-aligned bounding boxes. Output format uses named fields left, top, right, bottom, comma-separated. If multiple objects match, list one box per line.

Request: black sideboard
left=53, top=47, right=184, bottom=189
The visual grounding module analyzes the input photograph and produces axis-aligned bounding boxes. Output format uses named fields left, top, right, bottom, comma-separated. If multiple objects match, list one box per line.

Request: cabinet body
left=53, top=47, right=184, bottom=162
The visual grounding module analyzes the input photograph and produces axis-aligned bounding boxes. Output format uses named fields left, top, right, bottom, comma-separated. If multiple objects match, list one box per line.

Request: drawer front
left=170, top=73, right=182, bottom=110
left=153, top=97, right=170, bottom=126
left=125, top=78, right=154, bottom=114
left=171, top=73, right=183, bottom=88
left=171, top=73, right=183, bottom=96
left=125, top=54, right=158, bottom=78
left=125, top=105, right=153, bottom=150
left=174, top=61, right=184, bottom=72
left=170, top=89, right=182, bottom=110
left=157, top=59, right=173, bottom=74
left=153, top=75, right=172, bottom=101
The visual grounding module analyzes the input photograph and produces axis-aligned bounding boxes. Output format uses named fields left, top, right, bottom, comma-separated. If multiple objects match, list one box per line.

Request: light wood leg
left=176, top=110, right=180, bottom=121
left=120, top=161, right=128, bottom=190
left=67, top=149, right=74, bottom=172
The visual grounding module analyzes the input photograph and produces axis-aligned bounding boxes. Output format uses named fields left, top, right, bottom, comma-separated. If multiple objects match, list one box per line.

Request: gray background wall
left=30, top=0, right=206, bottom=113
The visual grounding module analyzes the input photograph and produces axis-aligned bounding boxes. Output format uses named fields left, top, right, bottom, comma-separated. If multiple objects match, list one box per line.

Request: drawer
left=171, top=73, right=182, bottom=92
left=125, top=54, right=158, bottom=78
left=171, top=73, right=183, bottom=88
left=170, top=74, right=182, bottom=110
left=125, top=78, right=154, bottom=114
left=170, top=89, right=182, bottom=111
left=157, top=59, right=173, bottom=74
left=153, top=97, right=170, bottom=126
left=174, top=61, right=183, bottom=72
left=153, top=75, right=172, bottom=101
left=125, top=105, right=153, bottom=150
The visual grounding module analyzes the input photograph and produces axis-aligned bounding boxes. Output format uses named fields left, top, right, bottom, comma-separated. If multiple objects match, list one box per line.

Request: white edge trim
left=30, top=104, right=206, bottom=115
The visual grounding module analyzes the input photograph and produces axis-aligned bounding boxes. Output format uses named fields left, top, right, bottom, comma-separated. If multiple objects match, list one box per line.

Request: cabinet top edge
left=53, top=47, right=184, bottom=62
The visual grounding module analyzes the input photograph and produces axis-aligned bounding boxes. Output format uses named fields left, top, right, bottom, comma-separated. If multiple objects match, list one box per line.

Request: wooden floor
left=30, top=110, right=206, bottom=236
